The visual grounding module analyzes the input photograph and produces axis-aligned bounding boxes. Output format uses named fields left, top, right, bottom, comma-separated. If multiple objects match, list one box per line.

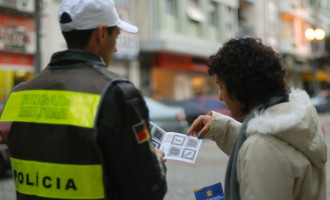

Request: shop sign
left=0, top=27, right=35, bottom=53
left=0, top=13, right=35, bottom=54
left=0, top=52, right=34, bottom=71
left=113, top=0, right=139, bottom=60
left=154, top=53, right=192, bottom=70
left=154, top=53, right=208, bottom=73
left=114, top=33, right=139, bottom=60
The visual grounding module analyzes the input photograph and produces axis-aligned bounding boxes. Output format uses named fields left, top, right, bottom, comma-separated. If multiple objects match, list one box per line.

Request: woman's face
left=216, top=76, right=246, bottom=119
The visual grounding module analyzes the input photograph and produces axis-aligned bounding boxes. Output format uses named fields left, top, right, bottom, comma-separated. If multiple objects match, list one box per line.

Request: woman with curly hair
left=188, top=36, right=327, bottom=200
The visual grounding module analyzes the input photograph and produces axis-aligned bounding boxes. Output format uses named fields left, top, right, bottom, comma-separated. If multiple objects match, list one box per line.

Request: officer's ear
left=84, top=25, right=107, bottom=53
left=95, top=25, right=107, bottom=46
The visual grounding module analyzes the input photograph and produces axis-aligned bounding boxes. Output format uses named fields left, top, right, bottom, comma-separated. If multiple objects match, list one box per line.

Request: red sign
left=153, top=53, right=208, bottom=73
left=0, top=13, right=35, bottom=31
left=0, top=52, right=34, bottom=67
left=0, top=13, right=35, bottom=53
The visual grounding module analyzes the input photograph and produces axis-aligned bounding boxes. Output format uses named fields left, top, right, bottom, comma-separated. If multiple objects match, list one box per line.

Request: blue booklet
left=194, top=182, right=224, bottom=200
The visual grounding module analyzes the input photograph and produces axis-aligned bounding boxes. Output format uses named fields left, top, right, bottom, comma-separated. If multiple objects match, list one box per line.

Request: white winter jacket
left=205, top=89, right=327, bottom=200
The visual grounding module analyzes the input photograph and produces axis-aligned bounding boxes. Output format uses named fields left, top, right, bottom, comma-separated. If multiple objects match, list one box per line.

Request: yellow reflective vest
left=1, top=50, right=167, bottom=200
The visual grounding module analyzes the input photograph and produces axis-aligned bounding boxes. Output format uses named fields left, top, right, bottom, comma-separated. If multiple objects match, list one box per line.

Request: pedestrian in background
left=188, top=36, right=327, bottom=200
left=0, top=0, right=167, bottom=199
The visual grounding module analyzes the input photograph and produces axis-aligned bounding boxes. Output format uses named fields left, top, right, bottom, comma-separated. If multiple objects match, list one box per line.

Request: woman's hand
left=155, top=149, right=167, bottom=162
left=187, top=114, right=212, bottom=139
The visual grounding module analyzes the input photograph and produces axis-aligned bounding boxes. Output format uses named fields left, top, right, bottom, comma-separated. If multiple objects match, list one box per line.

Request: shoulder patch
left=132, top=120, right=150, bottom=143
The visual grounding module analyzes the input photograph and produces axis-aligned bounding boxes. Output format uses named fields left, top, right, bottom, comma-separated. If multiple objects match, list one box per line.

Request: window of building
left=298, top=0, right=308, bottom=8
left=266, top=1, right=278, bottom=34
left=317, top=0, right=324, bottom=7
left=320, top=0, right=329, bottom=8
left=166, top=0, right=177, bottom=16
left=187, top=0, right=205, bottom=22
left=1, top=0, right=17, bottom=8
left=208, top=2, right=217, bottom=27
left=187, top=0, right=205, bottom=36
left=164, top=0, right=179, bottom=32
left=309, top=0, right=316, bottom=7
left=225, top=7, right=235, bottom=31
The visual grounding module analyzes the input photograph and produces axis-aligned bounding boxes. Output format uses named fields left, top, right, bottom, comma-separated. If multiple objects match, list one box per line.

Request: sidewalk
left=164, top=140, right=228, bottom=200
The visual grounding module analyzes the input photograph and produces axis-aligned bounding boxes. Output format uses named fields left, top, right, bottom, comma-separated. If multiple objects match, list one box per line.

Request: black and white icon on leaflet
left=171, top=135, right=185, bottom=146
left=153, top=129, right=164, bottom=142
left=168, top=146, right=182, bottom=157
left=186, top=137, right=198, bottom=148
left=152, top=141, right=161, bottom=149
left=181, top=148, right=196, bottom=160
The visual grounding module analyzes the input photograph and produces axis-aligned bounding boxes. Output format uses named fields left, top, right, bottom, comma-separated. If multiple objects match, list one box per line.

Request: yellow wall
left=0, top=70, right=34, bottom=102
left=0, top=70, right=14, bottom=101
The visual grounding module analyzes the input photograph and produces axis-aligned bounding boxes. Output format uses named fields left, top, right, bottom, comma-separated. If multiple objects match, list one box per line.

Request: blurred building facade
left=0, top=0, right=36, bottom=100
left=137, top=0, right=239, bottom=100
left=0, top=0, right=329, bottom=101
left=278, top=0, right=330, bottom=94
left=238, top=0, right=280, bottom=49
left=239, top=0, right=330, bottom=95
left=315, top=0, right=330, bottom=91
left=138, top=0, right=330, bottom=100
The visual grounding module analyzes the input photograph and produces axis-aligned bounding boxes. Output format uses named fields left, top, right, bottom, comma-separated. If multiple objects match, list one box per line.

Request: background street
left=1, top=114, right=329, bottom=200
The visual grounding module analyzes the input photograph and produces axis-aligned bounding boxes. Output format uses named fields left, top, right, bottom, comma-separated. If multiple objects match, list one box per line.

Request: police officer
left=1, top=0, right=167, bottom=199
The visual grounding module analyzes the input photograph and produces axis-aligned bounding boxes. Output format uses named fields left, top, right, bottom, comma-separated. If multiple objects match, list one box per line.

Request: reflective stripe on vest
left=0, top=90, right=101, bottom=128
left=10, top=157, right=105, bottom=199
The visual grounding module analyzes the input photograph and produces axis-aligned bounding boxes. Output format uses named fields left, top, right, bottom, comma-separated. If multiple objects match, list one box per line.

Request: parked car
left=189, top=96, right=231, bottom=117
left=311, top=90, right=330, bottom=113
left=161, top=99, right=207, bottom=125
left=144, top=97, right=189, bottom=133
left=0, top=105, right=11, bottom=177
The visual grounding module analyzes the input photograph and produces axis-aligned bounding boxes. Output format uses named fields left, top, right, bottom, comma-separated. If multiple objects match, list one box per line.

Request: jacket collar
left=246, top=89, right=311, bottom=135
left=48, top=50, right=105, bottom=67
left=246, top=89, right=327, bottom=168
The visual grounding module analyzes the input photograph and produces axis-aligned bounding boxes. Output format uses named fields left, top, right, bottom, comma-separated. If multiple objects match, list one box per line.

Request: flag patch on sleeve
left=132, top=120, right=150, bottom=143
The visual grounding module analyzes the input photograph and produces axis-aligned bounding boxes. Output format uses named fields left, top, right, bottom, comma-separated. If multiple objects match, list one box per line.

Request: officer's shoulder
left=107, top=71, right=122, bottom=80
left=111, top=80, right=142, bottom=101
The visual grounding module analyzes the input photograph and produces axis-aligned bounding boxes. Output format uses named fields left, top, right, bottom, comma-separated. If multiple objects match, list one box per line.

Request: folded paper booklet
left=150, top=122, right=202, bottom=164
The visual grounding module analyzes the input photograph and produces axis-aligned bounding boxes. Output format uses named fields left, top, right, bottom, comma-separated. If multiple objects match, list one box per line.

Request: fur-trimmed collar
left=246, top=89, right=327, bottom=168
left=246, top=89, right=310, bottom=135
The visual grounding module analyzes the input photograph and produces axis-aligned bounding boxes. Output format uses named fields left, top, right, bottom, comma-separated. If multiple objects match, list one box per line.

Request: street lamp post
left=305, top=28, right=325, bottom=95
left=35, top=0, right=42, bottom=74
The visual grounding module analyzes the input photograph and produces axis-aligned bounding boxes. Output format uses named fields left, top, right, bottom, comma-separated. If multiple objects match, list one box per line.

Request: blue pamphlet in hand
left=194, top=182, right=224, bottom=200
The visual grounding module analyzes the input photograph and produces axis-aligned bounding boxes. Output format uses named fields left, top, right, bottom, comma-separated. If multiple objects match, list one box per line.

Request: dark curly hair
left=208, top=36, right=289, bottom=113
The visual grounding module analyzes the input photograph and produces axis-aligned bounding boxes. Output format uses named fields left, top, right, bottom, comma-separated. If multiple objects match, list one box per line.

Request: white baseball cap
left=58, top=0, right=138, bottom=33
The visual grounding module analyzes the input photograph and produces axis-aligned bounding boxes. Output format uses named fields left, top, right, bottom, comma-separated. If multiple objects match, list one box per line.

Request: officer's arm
left=94, top=81, right=167, bottom=200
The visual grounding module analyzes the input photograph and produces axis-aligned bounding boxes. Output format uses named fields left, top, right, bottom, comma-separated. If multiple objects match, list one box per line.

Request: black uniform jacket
left=5, top=50, right=167, bottom=200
